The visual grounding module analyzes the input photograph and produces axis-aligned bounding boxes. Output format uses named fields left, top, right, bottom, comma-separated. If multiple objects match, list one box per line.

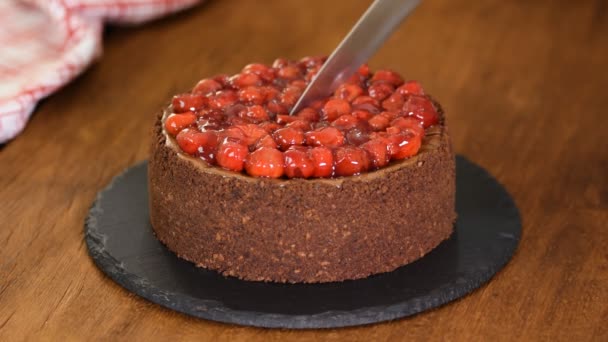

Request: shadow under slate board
left=85, top=156, right=521, bottom=329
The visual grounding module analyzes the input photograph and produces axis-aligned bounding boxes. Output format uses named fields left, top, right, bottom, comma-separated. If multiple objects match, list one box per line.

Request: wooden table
left=1, top=0, right=606, bottom=340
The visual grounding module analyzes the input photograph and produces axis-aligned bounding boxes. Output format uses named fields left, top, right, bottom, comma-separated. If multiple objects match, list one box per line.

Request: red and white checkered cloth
left=0, top=0, right=201, bottom=143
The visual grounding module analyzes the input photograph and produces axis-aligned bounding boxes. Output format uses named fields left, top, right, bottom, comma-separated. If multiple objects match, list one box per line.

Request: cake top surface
left=163, top=56, right=441, bottom=179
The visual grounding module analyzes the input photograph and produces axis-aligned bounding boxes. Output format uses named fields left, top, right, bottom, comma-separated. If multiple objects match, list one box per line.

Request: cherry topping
left=166, top=57, right=438, bottom=178
left=172, top=94, right=206, bottom=113
left=216, top=138, right=249, bottom=171
left=334, top=146, right=370, bottom=176
left=388, top=131, right=422, bottom=160
left=402, top=95, right=439, bottom=128
left=165, top=112, right=197, bottom=136
left=193, top=79, right=222, bottom=95
left=397, top=80, right=424, bottom=96
left=334, top=84, right=363, bottom=102
left=361, top=139, right=390, bottom=168
left=370, top=70, right=404, bottom=86
left=322, top=99, right=352, bottom=121
left=273, top=127, right=305, bottom=150
left=284, top=148, right=315, bottom=178
left=245, top=147, right=284, bottom=178
left=308, top=146, right=334, bottom=178
left=368, top=82, right=394, bottom=101
left=176, top=128, right=218, bottom=161
left=305, top=127, right=345, bottom=148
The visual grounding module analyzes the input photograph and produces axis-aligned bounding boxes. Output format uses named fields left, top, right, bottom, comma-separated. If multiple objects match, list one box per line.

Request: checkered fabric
left=0, top=0, right=200, bottom=143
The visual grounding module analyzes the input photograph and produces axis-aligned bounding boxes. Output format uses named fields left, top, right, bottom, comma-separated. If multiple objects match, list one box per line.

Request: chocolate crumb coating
left=148, top=102, right=456, bottom=283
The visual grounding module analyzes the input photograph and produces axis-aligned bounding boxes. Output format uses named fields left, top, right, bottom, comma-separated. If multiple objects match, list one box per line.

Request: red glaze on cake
left=149, top=57, right=456, bottom=283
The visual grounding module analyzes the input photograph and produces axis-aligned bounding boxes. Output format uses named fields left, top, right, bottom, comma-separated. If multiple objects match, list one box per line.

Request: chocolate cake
left=148, top=57, right=456, bottom=283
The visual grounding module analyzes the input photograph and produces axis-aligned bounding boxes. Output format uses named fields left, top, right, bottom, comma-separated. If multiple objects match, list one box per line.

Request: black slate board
left=85, top=156, right=521, bottom=329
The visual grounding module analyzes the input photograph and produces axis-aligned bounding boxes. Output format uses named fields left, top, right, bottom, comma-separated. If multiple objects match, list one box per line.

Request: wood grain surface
left=1, top=0, right=607, bottom=340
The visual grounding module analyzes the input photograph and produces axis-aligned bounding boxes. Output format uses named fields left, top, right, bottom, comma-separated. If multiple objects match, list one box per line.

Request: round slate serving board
left=85, top=156, right=521, bottom=329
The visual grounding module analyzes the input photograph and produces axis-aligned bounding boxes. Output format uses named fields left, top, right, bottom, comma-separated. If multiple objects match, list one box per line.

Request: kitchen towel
left=0, top=0, right=200, bottom=143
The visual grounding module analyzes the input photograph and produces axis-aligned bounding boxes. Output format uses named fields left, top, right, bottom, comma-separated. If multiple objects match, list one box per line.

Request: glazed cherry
left=368, top=82, right=394, bottom=101
left=172, top=94, right=206, bottom=113
left=165, top=112, right=197, bottom=136
left=193, top=79, right=222, bottom=95
left=322, top=99, right=352, bottom=121
left=388, top=131, right=422, bottom=160
left=284, top=148, right=315, bottom=178
left=166, top=57, right=438, bottom=178
left=334, top=146, right=370, bottom=176
left=361, top=139, right=390, bottom=168
left=305, top=127, right=345, bottom=148
left=176, top=129, right=218, bottom=161
left=402, top=95, right=439, bottom=128
left=397, top=80, right=424, bottom=96
left=334, top=84, right=363, bottom=102
left=216, top=138, right=249, bottom=171
left=309, top=146, right=334, bottom=177
left=370, top=70, right=404, bottom=86
left=273, top=127, right=305, bottom=150
left=245, top=147, right=284, bottom=178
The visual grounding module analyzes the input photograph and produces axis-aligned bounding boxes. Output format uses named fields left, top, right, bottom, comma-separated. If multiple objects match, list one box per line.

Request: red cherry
left=276, top=114, right=298, bottom=125
left=213, top=74, right=230, bottom=87
left=296, top=107, right=320, bottom=122
left=390, top=117, right=425, bottom=137
left=164, top=112, right=197, bottom=136
left=209, top=90, right=238, bottom=110
left=240, top=105, right=269, bottom=122
left=289, top=80, right=307, bottom=91
left=402, top=95, right=439, bottom=128
left=259, top=122, right=281, bottom=133
left=267, top=101, right=288, bottom=115
left=305, top=65, right=321, bottom=81
left=238, top=86, right=266, bottom=105
left=277, top=65, right=302, bottom=80
left=176, top=128, right=219, bottom=161
left=242, top=63, right=275, bottom=82
left=234, top=124, right=268, bottom=146
left=334, top=84, right=363, bottom=102
left=322, top=99, right=352, bottom=121
left=285, top=119, right=313, bottom=131
left=388, top=131, right=422, bottom=160
left=371, top=70, right=404, bottom=86
left=334, top=146, right=370, bottom=176
left=352, top=109, right=374, bottom=121
left=361, top=139, right=390, bottom=168
left=352, top=96, right=381, bottom=114
left=272, top=58, right=289, bottom=68
left=396, top=80, right=424, bottom=96
left=345, top=127, right=371, bottom=146
left=263, top=86, right=280, bottom=102
left=368, top=112, right=391, bottom=131
left=284, top=148, right=315, bottom=178
left=172, top=93, right=206, bottom=113
left=309, top=146, right=334, bottom=178
left=280, top=86, right=302, bottom=108
left=216, top=138, right=249, bottom=171
left=358, top=64, right=370, bottom=77
left=220, top=126, right=246, bottom=142
left=381, top=93, right=405, bottom=111
left=299, top=56, right=326, bottom=69
left=331, top=115, right=360, bottom=130
left=256, top=134, right=278, bottom=149
left=368, top=82, right=394, bottom=101
left=229, top=72, right=262, bottom=89
left=273, top=127, right=305, bottom=150
left=305, top=127, right=345, bottom=148
left=245, top=147, right=284, bottom=178
left=193, top=79, right=222, bottom=95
